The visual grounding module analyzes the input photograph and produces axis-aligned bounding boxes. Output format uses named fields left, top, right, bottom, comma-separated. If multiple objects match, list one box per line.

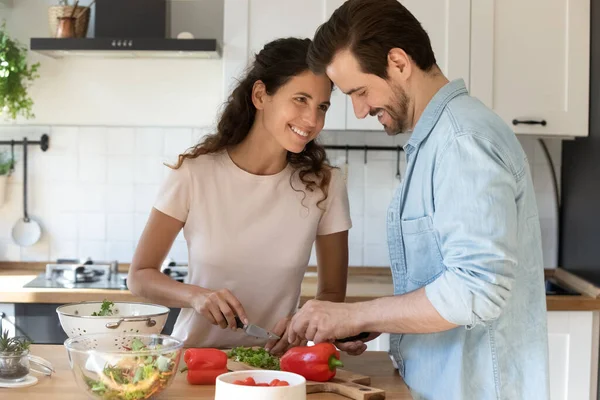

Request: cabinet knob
left=512, top=119, right=547, bottom=126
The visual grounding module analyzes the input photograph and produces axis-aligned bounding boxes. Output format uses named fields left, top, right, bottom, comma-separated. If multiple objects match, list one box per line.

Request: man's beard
left=382, top=84, right=410, bottom=135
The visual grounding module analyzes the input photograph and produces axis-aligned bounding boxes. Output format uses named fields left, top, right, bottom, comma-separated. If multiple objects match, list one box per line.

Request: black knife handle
left=337, top=332, right=371, bottom=343
left=234, top=315, right=245, bottom=329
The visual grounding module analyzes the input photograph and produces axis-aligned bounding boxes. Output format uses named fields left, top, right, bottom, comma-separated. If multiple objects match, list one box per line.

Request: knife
left=336, top=332, right=371, bottom=343
left=233, top=316, right=281, bottom=340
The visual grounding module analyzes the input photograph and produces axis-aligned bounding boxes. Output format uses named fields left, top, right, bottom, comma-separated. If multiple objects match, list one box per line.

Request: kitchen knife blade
left=234, top=316, right=281, bottom=340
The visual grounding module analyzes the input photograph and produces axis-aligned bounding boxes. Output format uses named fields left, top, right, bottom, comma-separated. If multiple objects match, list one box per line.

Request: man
left=288, top=1, right=550, bottom=399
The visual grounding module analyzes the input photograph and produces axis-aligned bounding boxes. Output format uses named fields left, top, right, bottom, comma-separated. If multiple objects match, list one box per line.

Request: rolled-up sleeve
left=425, top=133, right=519, bottom=327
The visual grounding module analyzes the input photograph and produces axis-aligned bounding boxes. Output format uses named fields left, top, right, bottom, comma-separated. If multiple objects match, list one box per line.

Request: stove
left=160, top=258, right=188, bottom=283
left=23, top=257, right=189, bottom=290
left=24, top=258, right=127, bottom=290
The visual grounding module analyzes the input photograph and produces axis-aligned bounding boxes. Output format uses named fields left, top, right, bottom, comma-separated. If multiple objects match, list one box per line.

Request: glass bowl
left=64, top=333, right=183, bottom=400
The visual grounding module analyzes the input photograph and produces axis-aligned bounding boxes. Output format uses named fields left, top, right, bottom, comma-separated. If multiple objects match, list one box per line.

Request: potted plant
left=0, top=151, right=12, bottom=207
left=0, top=21, right=40, bottom=121
left=0, top=330, right=31, bottom=382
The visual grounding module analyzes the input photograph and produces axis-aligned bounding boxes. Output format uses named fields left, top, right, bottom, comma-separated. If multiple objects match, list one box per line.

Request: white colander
left=56, top=301, right=170, bottom=338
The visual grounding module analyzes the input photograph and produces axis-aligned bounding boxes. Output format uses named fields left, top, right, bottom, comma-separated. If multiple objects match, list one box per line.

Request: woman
left=127, top=37, right=351, bottom=355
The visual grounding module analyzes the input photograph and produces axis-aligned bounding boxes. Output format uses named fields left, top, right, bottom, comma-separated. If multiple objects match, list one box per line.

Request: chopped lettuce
left=227, top=346, right=280, bottom=370
left=91, top=300, right=115, bottom=316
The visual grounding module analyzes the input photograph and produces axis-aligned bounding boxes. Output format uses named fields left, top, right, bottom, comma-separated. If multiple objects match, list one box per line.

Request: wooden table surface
left=1, top=344, right=413, bottom=399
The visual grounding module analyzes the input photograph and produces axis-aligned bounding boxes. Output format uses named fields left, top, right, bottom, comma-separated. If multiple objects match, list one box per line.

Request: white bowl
left=216, top=370, right=306, bottom=400
left=56, top=301, right=170, bottom=338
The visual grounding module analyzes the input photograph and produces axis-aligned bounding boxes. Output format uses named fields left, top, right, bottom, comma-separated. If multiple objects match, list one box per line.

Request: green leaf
left=0, top=20, right=40, bottom=121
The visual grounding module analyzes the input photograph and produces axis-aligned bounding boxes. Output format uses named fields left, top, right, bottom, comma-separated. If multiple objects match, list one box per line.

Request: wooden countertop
left=2, top=344, right=413, bottom=399
left=1, top=263, right=600, bottom=311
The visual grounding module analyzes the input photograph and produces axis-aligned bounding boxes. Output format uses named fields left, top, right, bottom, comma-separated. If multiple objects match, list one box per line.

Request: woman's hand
left=264, top=315, right=307, bottom=356
left=191, top=288, right=249, bottom=330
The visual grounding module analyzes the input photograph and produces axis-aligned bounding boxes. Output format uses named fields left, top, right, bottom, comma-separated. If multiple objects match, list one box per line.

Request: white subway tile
left=20, top=236, right=51, bottom=261
left=364, top=217, right=388, bottom=245
left=50, top=239, right=78, bottom=261
left=175, top=230, right=186, bottom=243
left=192, top=127, right=213, bottom=146
left=78, top=241, right=107, bottom=260
left=364, top=244, right=390, bottom=267
left=348, top=186, right=364, bottom=218
left=106, top=214, right=134, bottom=241
left=365, top=160, right=396, bottom=187
left=49, top=126, right=79, bottom=154
left=107, top=156, right=135, bottom=185
left=364, top=187, right=393, bottom=217
left=78, top=213, right=106, bottom=241
left=37, top=154, right=78, bottom=183
left=134, top=157, right=165, bottom=185
left=107, top=128, right=135, bottom=155
left=134, top=213, right=151, bottom=241
left=0, top=240, right=21, bottom=261
left=106, top=185, right=135, bottom=213
left=168, top=241, right=189, bottom=262
left=78, top=155, right=106, bottom=184
left=308, top=245, right=317, bottom=266
left=346, top=154, right=365, bottom=187
left=164, top=128, right=193, bottom=157
left=348, top=216, right=363, bottom=245
left=134, top=185, right=160, bottom=213
left=348, top=245, right=363, bottom=266
left=46, top=213, right=78, bottom=240
left=106, top=241, right=135, bottom=263
left=79, top=127, right=107, bottom=154
left=42, top=182, right=80, bottom=213
left=136, top=128, right=164, bottom=156
left=76, top=184, right=107, bottom=212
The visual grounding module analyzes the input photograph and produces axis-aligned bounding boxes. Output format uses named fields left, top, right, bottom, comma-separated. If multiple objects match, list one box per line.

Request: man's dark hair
left=308, top=0, right=436, bottom=78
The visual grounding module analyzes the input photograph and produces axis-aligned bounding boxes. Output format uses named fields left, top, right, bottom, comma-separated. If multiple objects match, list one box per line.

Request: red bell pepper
left=181, top=348, right=228, bottom=385
left=280, top=343, right=344, bottom=382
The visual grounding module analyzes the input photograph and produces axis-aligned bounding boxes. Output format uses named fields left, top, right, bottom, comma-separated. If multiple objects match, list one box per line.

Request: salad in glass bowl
left=64, top=333, right=183, bottom=400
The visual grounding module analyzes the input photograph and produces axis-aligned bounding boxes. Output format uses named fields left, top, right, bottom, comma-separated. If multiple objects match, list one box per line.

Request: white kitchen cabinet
left=547, top=311, right=598, bottom=400
left=470, top=0, right=590, bottom=137
left=224, top=0, right=471, bottom=133
left=223, top=0, right=347, bottom=131
left=366, top=312, right=599, bottom=400
left=344, top=0, right=472, bottom=132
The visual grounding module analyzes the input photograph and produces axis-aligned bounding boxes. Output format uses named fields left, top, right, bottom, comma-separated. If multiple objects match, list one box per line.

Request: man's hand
left=264, top=315, right=306, bottom=356
left=334, top=333, right=381, bottom=356
left=288, top=299, right=362, bottom=344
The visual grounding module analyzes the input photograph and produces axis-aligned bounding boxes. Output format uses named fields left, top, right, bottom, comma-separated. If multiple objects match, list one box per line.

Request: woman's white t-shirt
left=153, top=150, right=352, bottom=348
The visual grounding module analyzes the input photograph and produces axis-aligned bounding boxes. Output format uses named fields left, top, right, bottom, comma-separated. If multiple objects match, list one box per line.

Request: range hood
left=30, top=37, right=221, bottom=59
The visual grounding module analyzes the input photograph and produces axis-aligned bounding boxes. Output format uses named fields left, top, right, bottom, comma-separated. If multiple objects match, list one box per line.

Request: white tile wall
left=0, top=126, right=561, bottom=269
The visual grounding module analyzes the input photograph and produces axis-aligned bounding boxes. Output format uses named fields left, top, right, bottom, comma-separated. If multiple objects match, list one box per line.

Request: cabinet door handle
left=512, top=119, right=547, bottom=126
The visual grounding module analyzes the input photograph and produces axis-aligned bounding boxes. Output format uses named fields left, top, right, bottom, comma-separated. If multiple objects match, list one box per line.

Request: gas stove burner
left=160, top=258, right=188, bottom=282
left=45, top=258, right=119, bottom=284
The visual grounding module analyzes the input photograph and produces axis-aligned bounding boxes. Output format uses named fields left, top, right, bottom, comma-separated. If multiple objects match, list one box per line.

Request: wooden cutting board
left=226, top=357, right=386, bottom=400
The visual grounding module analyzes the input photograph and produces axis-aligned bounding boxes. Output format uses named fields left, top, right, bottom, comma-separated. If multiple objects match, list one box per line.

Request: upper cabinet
left=345, top=0, right=471, bottom=131
left=470, top=0, right=590, bottom=137
left=224, top=0, right=591, bottom=136
left=224, top=0, right=347, bottom=131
